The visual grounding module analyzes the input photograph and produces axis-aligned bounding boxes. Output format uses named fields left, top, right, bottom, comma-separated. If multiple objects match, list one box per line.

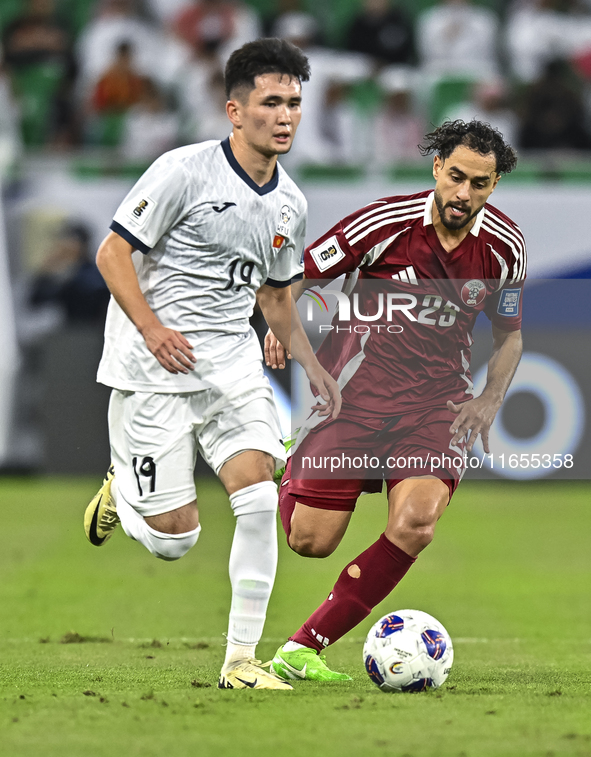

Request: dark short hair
left=224, top=38, right=310, bottom=100
left=419, top=120, right=518, bottom=175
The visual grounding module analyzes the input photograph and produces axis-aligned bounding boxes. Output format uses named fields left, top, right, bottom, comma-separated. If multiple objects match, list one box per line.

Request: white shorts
left=108, top=372, right=285, bottom=517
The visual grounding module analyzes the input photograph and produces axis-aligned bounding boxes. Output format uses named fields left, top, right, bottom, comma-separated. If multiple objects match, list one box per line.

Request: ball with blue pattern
left=362, top=609, right=453, bottom=692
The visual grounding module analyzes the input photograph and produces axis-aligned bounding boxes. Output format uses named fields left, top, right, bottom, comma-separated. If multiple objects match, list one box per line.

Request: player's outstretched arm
left=448, top=326, right=523, bottom=453
left=96, top=231, right=196, bottom=375
left=263, top=277, right=306, bottom=369
left=257, top=282, right=341, bottom=419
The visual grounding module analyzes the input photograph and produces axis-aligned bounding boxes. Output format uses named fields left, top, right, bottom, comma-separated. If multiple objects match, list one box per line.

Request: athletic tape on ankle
left=229, top=481, right=278, bottom=517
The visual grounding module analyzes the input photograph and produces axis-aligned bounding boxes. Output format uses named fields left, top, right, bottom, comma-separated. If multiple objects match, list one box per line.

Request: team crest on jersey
left=461, top=279, right=487, bottom=307
left=128, top=195, right=157, bottom=227
left=310, top=235, right=345, bottom=272
left=276, top=204, right=293, bottom=237
left=497, top=288, right=521, bottom=316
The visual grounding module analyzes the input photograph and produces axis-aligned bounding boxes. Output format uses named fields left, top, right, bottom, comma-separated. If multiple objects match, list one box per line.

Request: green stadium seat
left=10, top=62, right=65, bottom=146
left=297, top=164, right=365, bottom=182
left=348, top=78, right=384, bottom=115
left=86, top=112, right=127, bottom=148
left=0, top=0, right=23, bottom=31
left=428, top=74, right=477, bottom=127
left=386, top=162, right=434, bottom=182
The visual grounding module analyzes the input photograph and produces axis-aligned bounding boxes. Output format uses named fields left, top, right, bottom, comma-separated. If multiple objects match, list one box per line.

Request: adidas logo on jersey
left=391, top=265, right=418, bottom=285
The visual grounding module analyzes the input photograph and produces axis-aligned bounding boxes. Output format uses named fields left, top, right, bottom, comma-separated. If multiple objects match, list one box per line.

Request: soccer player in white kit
left=83, top=38, right=340, bottom=690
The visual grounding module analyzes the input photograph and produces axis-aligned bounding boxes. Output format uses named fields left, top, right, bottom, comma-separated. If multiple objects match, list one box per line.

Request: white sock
left=283, top=640, right=307, bottom=652
left=226, top=482, right=278, bottom=653
left=114, top=480, right=200, bottom=561
left=223, top=641, right=257, bottom=668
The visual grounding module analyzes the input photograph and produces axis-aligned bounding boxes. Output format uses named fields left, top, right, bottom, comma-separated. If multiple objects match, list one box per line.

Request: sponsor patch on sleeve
left=497, top=288, right=521, bottom=316
left=309, top=235, right=345, bottom=273
left=126, top=195, right=157, bottom=227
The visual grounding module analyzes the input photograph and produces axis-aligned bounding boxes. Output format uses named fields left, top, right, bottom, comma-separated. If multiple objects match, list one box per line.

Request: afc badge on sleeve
left=497, top=288, right=521, bottom=316
left=126, top=195, right=157, bottom=228
left=309, top=235, right=346, bottom=273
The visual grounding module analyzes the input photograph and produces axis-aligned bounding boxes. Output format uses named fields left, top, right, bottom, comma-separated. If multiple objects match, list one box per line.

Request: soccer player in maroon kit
left=265, top=121, right=526, bottom=681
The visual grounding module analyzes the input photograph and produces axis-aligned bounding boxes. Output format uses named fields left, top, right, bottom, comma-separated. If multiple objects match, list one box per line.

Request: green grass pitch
left=0, top=476, right=590, bottom=757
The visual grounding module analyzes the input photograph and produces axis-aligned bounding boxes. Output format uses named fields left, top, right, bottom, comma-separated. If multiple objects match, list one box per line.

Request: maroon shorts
left=285, top=405, right=466, bottom=512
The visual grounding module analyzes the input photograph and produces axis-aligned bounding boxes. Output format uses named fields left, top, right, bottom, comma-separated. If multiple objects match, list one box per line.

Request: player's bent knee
left=388, top=520, right=435, bottom=555
left=409, top=524, right=436, bottom=552
left=144, top=522, right=202, bottom=561
left=288, top=532, right=338, bottom=558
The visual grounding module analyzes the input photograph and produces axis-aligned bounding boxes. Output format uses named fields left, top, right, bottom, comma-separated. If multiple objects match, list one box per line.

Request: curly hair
left=419, top=120, right=518, bottom=175
left=225, top=38, right=310, bottom=100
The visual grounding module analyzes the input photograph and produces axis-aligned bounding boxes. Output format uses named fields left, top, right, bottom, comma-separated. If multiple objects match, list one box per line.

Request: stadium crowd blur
left=3, top=0, right=591, bottom=172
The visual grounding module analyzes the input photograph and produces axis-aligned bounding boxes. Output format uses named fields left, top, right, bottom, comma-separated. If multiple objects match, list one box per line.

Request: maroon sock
left=291, top=533, right=416, bottom=652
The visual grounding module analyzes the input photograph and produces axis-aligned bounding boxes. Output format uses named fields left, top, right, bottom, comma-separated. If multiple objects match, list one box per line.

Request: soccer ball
left=363, top=609, right=453, bottom=692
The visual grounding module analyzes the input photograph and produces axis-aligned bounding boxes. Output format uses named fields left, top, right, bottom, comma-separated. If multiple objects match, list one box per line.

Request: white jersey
left=97, top=138, right=306, bottom=392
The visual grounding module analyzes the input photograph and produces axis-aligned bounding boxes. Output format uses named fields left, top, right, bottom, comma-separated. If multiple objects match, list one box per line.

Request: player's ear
left=226, top=98, right=242, bottom=128
left=432, top=155, right=443, bottom=180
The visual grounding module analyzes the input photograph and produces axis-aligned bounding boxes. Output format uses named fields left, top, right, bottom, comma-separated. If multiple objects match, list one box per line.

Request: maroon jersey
left=304, top=190, right=526, bottom=420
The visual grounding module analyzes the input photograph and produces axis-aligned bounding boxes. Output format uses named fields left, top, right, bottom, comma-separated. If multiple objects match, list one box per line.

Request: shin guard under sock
left=291, top=533, right=416, bottom=652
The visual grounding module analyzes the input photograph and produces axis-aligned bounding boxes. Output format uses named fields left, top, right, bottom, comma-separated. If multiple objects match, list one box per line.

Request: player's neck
left=229, top=133, right=278, bottom=187
left=431, top=202, right=475, bottom=253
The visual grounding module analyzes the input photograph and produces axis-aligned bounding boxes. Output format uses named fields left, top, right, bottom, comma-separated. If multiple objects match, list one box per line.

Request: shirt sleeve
left=484, top=279, right=525, bottom=331
left=484, top=232, right=527, bottom=331
left=304, top=200, right=396, bottom=280
left=265, top=207, right=306, bottom=288
left=110, top=154, right=190, bottom=253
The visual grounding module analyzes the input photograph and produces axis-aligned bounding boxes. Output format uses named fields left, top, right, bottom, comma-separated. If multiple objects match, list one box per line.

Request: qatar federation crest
left=461, top=279, right=486, bottom=307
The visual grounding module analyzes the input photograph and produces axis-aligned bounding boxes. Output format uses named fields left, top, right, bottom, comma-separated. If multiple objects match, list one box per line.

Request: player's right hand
left=142, top=324, right=196, bottom=374
left=264, top=329, right=291, bottom=369
left=307, top=365, right=342, bottom=420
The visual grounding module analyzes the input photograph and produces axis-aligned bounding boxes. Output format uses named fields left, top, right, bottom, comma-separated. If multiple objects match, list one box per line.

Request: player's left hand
left=307, top=366, right=342, bottom=419
left=264, top=329, right=291, bottom=369
left=447, top=397, right=501, bottom=454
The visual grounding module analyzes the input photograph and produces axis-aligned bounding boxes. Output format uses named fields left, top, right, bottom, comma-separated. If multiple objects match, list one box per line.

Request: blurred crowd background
left=3, top=0, right=591, bottom=173
left=1, top=0, right=591, bottom=477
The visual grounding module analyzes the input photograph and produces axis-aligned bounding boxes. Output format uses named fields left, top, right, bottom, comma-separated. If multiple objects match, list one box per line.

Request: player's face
left=230, top=73, right=302, bottom=157
left=432, top=145, right=500, bottom=231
